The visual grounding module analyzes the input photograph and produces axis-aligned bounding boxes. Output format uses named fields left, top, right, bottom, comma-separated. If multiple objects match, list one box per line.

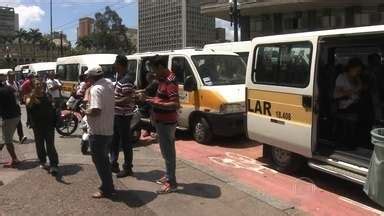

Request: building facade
left=201, top=0, right=384, bottom=41
left=0, top=6, right=19, bottom=36
left=139, top=0, right=215, bottom=52
left=215, top=27, right=226, bottom=42
left=77, top=17, right=95, bottom=40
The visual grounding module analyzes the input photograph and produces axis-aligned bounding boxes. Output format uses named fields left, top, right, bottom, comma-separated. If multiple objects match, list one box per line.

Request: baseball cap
left=84, top=65, right=104, bottom=77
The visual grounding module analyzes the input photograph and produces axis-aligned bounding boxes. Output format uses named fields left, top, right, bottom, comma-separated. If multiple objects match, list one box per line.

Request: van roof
left=56, top=54, right=117, bottom=65
left=29, top=62, right=56, bottom=73
left=251, top=24, right=384, bottom=44
left=129, top=48, right=240, bottom=58
left=0, top=69, right=12, bottom=75
left=204, top=41, right=251, bottom=53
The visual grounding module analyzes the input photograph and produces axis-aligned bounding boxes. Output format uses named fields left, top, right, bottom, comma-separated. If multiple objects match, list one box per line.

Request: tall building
left=0, top=6, right=19, bottom=36
left=126, top=28, right=138, bottom=49
left=201, top=0, right=384, bottom=41
left=77, top=17, right=95, bottom=40
left=139, top=0, right=215, bottom=52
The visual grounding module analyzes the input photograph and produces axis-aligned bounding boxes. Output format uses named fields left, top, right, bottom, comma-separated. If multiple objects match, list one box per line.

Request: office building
left=0, top=6, right=19, bottom=36
left=139, top=0, right=215, bottom=52
left=201, top=0, right=384, bottom=41
left=77, top=17, right=95, bottom=40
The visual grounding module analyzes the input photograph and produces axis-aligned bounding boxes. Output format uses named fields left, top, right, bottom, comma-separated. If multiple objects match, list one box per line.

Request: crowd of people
left=0, top=54, right=180, bottom=198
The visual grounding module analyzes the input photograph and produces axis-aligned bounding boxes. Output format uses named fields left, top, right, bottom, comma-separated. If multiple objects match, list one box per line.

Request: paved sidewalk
left=0, top=142, right=297, bottom=216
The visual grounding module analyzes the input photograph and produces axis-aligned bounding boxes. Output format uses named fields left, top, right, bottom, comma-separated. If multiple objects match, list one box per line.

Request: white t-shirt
left=87, top=78, right=115, bottom=136
left=46, top=78, right=62, bottom=99
left=334, top=73, right=359, bottom=110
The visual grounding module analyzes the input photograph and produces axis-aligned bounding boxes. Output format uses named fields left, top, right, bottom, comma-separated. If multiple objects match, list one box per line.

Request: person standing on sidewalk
left=0, top=74, right=21, bottom=168
left=26, top=81, right=59, bottom=176
left=46, top=72, right=62, bottom=110
left=110, top=55, right=137, bottom=178
left=147, top=56, right=180, bottom=194
left=83, top=66, right=115, bottom=199
left=6, top=71, right=27, bottom=144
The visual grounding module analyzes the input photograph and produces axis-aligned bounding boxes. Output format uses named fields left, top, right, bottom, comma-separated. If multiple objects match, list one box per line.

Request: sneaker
left=111, top=164, right=120, bottom=174
left=156, top=182, right=178, bottom=194
left=116, top=169, right=134, bottom=178
left=20, top=136, right=27, bottom=144
left=155, top=176, right=168, bottom=185
left=3, top=160, right=20, bottom=168
left=49, top=167, right=59, bottom=176
left=39, top=163, right=49, bottom=170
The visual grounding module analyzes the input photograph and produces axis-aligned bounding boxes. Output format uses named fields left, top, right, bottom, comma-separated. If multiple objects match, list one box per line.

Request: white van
left=128, top=48, right=246, bottom=143
left=0, top=69, right=12, bottom=75
left=204, top=41, right=251, bottom=63
left=29, top=62, right=56, bottom=77
left=56, top=54, right=117, bottom=97
left=246, top=25, right=384, bottom=185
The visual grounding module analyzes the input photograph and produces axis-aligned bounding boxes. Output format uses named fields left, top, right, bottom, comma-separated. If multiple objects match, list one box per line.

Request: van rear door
left=246, top=37, right=317, bottom=157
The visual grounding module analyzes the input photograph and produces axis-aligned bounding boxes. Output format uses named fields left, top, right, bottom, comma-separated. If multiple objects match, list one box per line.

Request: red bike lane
left=147, top=136, right=383, bottom=216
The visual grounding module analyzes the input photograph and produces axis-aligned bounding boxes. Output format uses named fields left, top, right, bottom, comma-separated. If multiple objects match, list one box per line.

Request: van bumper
left=205, top=112, right=245, bottom=137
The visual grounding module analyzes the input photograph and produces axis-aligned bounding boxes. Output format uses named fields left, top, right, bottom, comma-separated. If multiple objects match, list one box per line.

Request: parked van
left=29, top=62, right=56, bottom=78
left=0, top=69, right=12, bottom=75
left=246, top=25, right=384, bottom=185
left=128, top=48, right=246, bottom=143
left=56, top=54, right=117, bottom=97
left=204, top=41, right=251, bottom=63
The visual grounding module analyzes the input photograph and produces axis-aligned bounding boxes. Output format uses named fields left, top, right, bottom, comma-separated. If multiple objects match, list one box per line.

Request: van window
left=252, top=42, right=312, bottom=88
left=192, top=55, right=246, bottom=86
left=127, top=60, right=137, bottom=80
left=56, top=65, right=65, bottom=80
left=172, top=57, right=193, bottom=84
left=66, top=64, right=79, bottom=81
left=100, top=64, right=115, bottom=82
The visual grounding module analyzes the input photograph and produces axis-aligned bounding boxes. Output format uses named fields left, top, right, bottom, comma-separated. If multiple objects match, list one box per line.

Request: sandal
left=3, top=160, right=20, bottom=168
left=92, top=191, right=106, bottom=199
left=156, top=182, right=178, bottom=194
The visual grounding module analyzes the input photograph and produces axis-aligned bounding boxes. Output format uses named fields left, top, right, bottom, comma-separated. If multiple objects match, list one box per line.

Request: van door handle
left=302, top=96, right=312, bottom=109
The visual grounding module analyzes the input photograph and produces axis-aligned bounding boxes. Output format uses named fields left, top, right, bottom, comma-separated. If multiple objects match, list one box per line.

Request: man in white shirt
left=83, top=66, right=115, bottom=199
left=46, top=72, right=62, bottom=109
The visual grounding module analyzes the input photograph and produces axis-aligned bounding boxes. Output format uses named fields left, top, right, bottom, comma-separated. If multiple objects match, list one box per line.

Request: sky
left=0, top=0, right=234, bottom=45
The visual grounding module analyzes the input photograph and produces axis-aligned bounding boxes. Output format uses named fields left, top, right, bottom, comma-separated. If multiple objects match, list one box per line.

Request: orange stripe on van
left=198, top=89, right=226, bottom=112
left=247, top=89, right=312, bottom=124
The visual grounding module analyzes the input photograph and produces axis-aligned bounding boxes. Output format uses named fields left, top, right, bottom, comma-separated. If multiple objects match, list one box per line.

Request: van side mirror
left=184, top=75, right=197, bottom=92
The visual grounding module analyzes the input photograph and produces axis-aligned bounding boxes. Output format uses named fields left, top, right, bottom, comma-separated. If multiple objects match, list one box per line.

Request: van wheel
left=271, top=146, right=304, bottom=173
left=193, top=118, right=213, bottom=144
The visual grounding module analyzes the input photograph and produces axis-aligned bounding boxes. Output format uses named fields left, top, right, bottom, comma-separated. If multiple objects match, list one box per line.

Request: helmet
left=84, top=65, right=104, bottom=77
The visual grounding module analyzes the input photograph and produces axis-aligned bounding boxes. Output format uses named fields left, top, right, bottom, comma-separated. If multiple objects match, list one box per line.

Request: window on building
left=252, top=42, right=312, bottom=88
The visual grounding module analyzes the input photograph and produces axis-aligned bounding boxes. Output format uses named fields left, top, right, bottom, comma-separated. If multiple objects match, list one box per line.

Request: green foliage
left=76, top=6, right=136, bottom=54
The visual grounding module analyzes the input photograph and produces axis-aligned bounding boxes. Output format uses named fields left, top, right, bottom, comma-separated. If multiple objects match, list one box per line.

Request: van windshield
left=192, top=55, right=246, bottom=86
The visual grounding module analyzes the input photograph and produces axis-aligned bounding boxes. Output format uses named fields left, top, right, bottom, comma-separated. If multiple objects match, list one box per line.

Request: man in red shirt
left=147, top=56, right=179, bottom=194
left=20, top=73, right=34, bottom=99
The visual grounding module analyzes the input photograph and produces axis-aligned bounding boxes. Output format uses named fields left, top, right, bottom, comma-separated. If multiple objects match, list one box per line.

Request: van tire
left=262, top=144, right=272, bottom=161
left=193, top=117, right=213, bottom=144
left=270, top=146, right=304, bottom=173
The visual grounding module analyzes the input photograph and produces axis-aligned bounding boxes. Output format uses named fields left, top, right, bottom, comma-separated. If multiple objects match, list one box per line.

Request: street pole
left=60, top=31, right=63, bottom=57
left=233, top=0, right=239, bottom=42
left=50, top=0, right=53, bottom=60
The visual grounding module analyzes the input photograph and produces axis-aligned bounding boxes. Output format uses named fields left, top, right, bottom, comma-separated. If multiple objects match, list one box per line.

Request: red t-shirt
left=21, top=79, right=32, bottom=96
left=152, top=71, right=179, bottom=123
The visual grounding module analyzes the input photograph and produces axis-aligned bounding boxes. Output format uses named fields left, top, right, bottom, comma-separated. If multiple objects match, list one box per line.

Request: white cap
left=84, top=65, right=104, bottom=77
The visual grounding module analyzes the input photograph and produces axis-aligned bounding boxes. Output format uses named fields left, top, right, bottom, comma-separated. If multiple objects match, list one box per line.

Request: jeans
left=90, top=135, right=114, bottom=194
left=33, top=127, right=59, bottom=167
left=110, top=115, right=133, bottom=170
left=154, top=122, right=177, bottom=185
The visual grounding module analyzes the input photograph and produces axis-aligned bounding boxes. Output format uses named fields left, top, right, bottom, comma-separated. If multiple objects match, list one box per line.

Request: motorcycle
left=79, top=117, right=90, bottom=155
left=55, top=97, right=84, bottom=136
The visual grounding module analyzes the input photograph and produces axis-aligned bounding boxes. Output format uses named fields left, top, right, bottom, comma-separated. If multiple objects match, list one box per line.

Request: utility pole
left=230, top=0, right=240, bottom=42
left=50, top=0, right=53, bottom=60
left=60, top=31, right=63, bottom=56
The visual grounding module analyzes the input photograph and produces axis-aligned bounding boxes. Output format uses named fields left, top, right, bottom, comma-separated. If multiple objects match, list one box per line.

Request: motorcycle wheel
left=56, top=113, right=79, bottom=136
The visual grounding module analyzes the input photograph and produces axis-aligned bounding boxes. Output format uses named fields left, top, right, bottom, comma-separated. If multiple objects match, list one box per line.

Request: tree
left=15, top=28, right=28, bottom=59
left=77, top=6, right=135, bottom=54
left=28, top=28, right=43, bottom=59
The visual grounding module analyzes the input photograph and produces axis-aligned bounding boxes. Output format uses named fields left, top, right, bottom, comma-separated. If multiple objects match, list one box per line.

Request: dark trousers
left=17, top=120, right=24, bottom=140
left=155, top=122, right=177, bottom=185
left=110, top=115, right=133, bottom=170
left=90, top=135, right=114, bottom=194
left=33, top=127, right=58, bottom=167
